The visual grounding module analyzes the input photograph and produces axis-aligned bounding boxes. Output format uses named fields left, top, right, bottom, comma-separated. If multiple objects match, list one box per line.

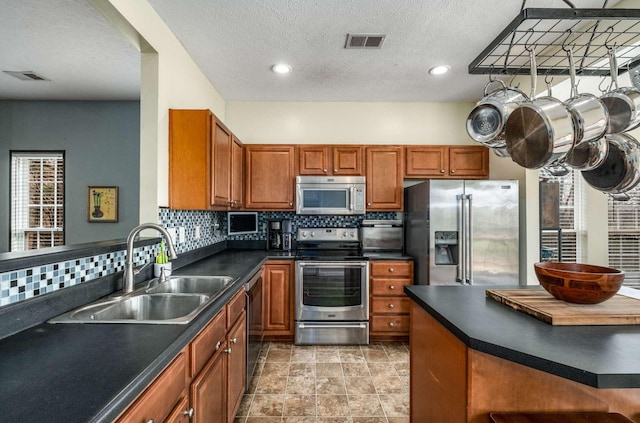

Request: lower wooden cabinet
left=369, top=260, right=414, bottom=341
left=263, top=260, right=294, bottom=340
left=190, top=347, right=226, bottom=423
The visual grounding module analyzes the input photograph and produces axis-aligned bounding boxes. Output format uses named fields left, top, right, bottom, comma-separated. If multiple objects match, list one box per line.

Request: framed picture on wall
left=87, top=186, right=118, bottom=222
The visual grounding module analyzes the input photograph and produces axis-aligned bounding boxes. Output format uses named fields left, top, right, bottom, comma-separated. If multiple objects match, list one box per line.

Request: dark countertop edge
left=404, top=286, right=632, bottom=389
left=0, top=238, right=161, bottom=273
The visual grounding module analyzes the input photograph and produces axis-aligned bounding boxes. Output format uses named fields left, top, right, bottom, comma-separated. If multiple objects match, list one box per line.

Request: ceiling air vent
left=345, top=34, right=386, bottom=49
left=3, top=71, right=49, bottom=81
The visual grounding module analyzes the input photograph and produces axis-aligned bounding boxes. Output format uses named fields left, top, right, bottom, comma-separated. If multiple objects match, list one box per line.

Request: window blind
left=608, top=190, right=640, bottom=285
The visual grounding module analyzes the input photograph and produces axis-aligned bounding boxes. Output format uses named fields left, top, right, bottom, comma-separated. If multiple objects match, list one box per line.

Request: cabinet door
left=366, top=146, right=404, bottom=210
left=333, top=146, right=364, bottom=175
left=298, top=145, right=330, bottom=175
left=230, top=136, right=243, bottom=208
left=263, top=261, right=294, bottom=337
left=227, top=311, right=247, bottom=423
left=405, top=146, right=448, bottom=178
left=211, top=117, right=232, bottom=207
left=169, top=109, right=211, bottom=210
left=190, top=347, right=227, bottom=423
left=245, top=145, right=295, bottom=209
left=449, top=146, right=489, bottom=179
left=166, top=397, right=192, bottom=423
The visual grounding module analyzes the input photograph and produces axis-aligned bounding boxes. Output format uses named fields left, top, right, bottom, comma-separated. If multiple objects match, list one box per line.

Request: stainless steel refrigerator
left=404, top=180, right=519, bottom=285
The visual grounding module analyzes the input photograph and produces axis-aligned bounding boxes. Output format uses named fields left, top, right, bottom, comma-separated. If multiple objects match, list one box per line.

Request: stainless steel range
left=294, top=227, right=369, bottom=345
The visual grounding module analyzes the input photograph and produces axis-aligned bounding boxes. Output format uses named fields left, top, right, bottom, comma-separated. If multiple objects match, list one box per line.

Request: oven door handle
left=297, top=261, right=368, bottom=268
left=298, top=323, right=367, bottom=329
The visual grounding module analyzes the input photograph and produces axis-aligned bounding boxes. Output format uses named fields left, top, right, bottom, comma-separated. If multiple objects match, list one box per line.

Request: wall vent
left=3, top=71, right=49, bottom=81
left=345, top=34, right=386, bottom=49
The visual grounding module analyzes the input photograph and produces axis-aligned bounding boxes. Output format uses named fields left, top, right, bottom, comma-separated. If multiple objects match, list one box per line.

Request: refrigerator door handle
left=466, top=194, right=473, bottom=285
left=456, top=194, right=465, bottom=283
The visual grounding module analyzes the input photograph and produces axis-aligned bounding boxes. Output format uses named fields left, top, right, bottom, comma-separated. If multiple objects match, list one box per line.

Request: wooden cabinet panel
left=166, top=397, right=191, bottom=423
left=371, top=278, right=412, bottom=296
left=212, top=118, right=232, bottom=206
left=169, top=109, right=211, bottom=210
left=405, top=146, right=448, bottom=178
left=449, top=145, right=489, bottom=178
left=370, top=260, right=413, bottom=340
left=230, top=136, right=243, bottom=208
left=333, top=146, right=363, bottom=175
left=227, top=311, right=247, bottom=423
left=297, top=145, right=364, bottom=175
left=371, top=261, right=413, bottom=277
left=405, top=145, right=489, bottom=179
left=298, top=145, right=329, bottom=175
left=263, top=260, right=294, bottom=338
left=116, top=351, right=188, bottom=423
left=371, top=314, right=410, bottom=333
left=226, top=288, right=246, bottom=330
left=365, top=146, right=404, bottom=210
left=245, top=145, right=295, bottom=210
left=190, top=347, right=227, bottom=423
left=371, top=296, right=411, bottom=314
left=190, top=309, right=226, bottom=378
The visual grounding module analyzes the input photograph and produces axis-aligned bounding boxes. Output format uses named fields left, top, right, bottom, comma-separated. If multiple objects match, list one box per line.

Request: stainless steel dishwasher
left=245, top=269, right=264, bottom=389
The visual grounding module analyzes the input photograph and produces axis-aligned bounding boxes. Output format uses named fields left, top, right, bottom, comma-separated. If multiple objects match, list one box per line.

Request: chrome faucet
left=123, top=223, right=178, bottom=293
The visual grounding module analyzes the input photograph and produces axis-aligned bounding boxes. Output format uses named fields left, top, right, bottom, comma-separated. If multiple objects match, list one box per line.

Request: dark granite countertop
left=404, top=284, right=640, bottom=389
left=0, top=249, right=289, bottom=423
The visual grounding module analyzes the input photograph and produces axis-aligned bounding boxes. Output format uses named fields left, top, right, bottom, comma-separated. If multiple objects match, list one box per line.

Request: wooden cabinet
left=405, top=145, right=489, bottom=179
left=297, top=145, right=364, bottom=175
left=169, top=109, right=239, bottom=209
left=226, top=311, right=247, bottom=421
left=365, top=146, right=404, bottom=211
left=190, top=342, right=226, bottom=423
left=263, top=260, right=294, bottom=340
left=369, top=260, right=413, bottom=340
left=116, top=350, right=189, bottom=423
left=244, top=145, right=295, bottom=210
left=230, top=136, right=243, bottom=208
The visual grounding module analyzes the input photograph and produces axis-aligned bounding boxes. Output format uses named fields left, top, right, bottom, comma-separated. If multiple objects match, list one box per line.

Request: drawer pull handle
left=388, top=268, right=395, bottom=273
left=215, top=341, right=222, bottom=351
left=389, top=304, right=395, bottom=309
left=389, top=285, right=395, bottom=290
left=183, top=408, right=194, bottom=418
left=389, top=322, right=395, bottom=327
left=224, top=347, right=232, bottom=354
left=231, top=337, right=238, bottom=344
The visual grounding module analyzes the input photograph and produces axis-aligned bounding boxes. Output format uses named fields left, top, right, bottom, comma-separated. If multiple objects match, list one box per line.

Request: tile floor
left=234, top=341, right=410, bottom=423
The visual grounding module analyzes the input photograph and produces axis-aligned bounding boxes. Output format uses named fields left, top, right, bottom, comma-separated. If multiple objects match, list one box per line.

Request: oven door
left=295, top=261, right=369, bottom=321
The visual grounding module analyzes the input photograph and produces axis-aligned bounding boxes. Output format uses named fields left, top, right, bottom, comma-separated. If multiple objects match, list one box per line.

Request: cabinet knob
left=389, top=285, right=395, bottom=290
left=389, top=322, right=395, bottom=327
left=451, top=169, right=456, bottom=173
left=289, top=202, right=293, bottom=206
left=333, top=168, right=337, bottom=173
left=388, top=268, right=395, bottom=273
left=367, top=202, right=371, bottom=206
left=389, top=303, right=395, bottom=309
left=146, top=420, right=154, bottom=423
left=440, top=169, right=445, bottom=173
left=224, top=347, right=232, bottom=354
left=183, top=408, right=194, bottom=418
left=215, top=341, right=222, bottom=351
left=323, top=168, right=327, bottom=173
left=231, top=337, right=238, bottom=344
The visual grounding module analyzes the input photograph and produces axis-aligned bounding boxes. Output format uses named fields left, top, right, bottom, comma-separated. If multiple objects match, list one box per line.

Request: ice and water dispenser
left=434, top=231, right=458, bottom=265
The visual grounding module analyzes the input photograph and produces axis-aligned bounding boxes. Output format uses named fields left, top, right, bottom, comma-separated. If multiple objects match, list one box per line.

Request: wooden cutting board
left=485, top=288, right=640, bottom=325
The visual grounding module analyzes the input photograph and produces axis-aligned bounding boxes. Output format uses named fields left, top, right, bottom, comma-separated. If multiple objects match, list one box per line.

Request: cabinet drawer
left=117, top=351, right=187, bottom=423
left=226, top=288, right=246, bottom=329
left=371, top=315, right=410, bottom=333
left=371, top=296, right=410, bottom=314
left=370, top=278, right=411, bottom=296
left=191, top=309, right=226, bottom=377
left=370, top=261, right=413, bottom=277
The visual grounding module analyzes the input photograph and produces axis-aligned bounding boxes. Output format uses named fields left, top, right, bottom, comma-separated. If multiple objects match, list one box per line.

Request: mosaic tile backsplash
left=0, top=209, right=398, bottom=307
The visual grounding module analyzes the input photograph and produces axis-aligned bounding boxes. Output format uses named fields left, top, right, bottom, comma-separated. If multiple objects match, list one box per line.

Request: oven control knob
left=310, top=231, right=315, bottom=238
left=349, top=231, right=355, bottom=238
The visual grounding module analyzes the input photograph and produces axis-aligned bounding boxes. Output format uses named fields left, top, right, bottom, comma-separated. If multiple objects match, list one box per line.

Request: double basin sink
left=49, top=276, right=236, bottom=324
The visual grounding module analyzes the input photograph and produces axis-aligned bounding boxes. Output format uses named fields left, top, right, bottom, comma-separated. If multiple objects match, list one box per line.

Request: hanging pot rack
left=468, top=8, right=640, bottom=77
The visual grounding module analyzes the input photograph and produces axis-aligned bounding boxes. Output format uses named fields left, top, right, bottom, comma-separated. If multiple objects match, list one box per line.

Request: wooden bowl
left=533, top=262, right=625, bottom=304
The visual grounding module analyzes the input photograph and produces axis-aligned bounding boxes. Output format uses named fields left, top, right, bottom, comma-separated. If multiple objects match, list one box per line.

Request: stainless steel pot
left=564, top=48, right=609, bottom=145
left=600, top=47, right=640, bottom=134
left=581, top=133, right=640, bottom=195
left=505, top=47, right=575, bottom=169
left=564, top=136, right=609, bottom=171
left=466, top=79, right=528, bottom=147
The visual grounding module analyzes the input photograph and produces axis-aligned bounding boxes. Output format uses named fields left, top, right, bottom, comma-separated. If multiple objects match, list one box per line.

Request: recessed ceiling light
left=429, top=65, right=450, bottom=76
left=272, top=64, right=292, bottom=74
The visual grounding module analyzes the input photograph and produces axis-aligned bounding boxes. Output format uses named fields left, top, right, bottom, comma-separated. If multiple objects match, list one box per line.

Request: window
left=608, top=191, right=640, bottom=285
left=539, top=169, right=586, bottom=263
left=10, top=152, right=64, bottom=251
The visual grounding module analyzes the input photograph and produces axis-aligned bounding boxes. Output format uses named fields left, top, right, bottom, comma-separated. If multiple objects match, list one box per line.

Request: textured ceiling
left=0, top=0, right=628, bottom=102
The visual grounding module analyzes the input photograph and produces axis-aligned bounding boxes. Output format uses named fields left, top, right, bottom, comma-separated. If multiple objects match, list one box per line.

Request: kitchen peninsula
left=404, top=285, right=640, bottom=423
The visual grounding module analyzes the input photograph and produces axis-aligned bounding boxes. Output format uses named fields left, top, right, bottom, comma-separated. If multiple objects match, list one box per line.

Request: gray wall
left=0, top=101, right=140, bottom=252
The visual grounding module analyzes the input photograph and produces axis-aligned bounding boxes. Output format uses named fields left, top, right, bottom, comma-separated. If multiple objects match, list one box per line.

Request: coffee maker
left=267, top=219, right=292, bottom=250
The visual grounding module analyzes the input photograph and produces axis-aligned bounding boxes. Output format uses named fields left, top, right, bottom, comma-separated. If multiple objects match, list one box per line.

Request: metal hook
left=488, top=65, right=496, bottom=82
left=524, top=28, right=535, bottom=52
left=598, top=75, right=610, bottom=94
left=545, top=74, right=554, bottom=85
left=604, top=26, right=616, bottom=49
left=508, top=74, right=520, bottom=89
left=562, top=29, right=576, bottom=52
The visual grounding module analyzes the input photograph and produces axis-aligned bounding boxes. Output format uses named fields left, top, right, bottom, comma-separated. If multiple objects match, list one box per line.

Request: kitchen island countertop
left=404, top=284, right=640, bottom=389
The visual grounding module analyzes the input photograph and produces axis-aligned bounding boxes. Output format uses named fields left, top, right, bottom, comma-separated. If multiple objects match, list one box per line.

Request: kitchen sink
left=49, top=275, right=237, bottom=325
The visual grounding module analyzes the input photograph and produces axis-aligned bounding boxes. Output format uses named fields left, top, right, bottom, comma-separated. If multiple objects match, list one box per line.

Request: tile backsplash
left=0, top=209, right=399, bottom=308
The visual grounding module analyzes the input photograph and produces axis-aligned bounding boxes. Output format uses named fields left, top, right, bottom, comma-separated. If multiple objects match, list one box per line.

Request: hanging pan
left=600, top=43, right=640, bottom=134
left=581, top=133, right=640, bottom=197
left=505, top=45, right=575, bottom=169
left=466, top=77, right=528, bottom=148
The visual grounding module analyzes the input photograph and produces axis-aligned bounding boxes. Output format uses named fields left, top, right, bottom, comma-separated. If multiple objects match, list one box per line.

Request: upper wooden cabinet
left=297, top=145, right=364, bottom=175
left=405, top=145, right=489, bottom=179
left=366, top=146, right=404, bottom=211
left=230, top=136, right=243, bottom=208
left=244, top=145, right=295, bottom=210
left=169, top=109, right=238, bottom=209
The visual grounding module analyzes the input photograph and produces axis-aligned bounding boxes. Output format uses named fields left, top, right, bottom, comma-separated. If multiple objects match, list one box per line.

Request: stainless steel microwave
left=295, top=176, right=366, bottom=215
